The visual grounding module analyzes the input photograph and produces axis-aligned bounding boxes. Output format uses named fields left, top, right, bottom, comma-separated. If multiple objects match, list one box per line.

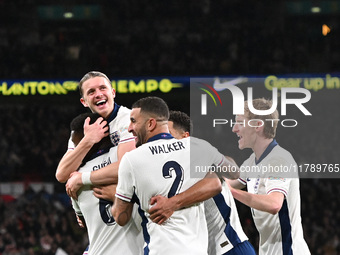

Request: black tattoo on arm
left=117, top=210, right=129, bottom=225
left=112, top=198, right=133, bottom=226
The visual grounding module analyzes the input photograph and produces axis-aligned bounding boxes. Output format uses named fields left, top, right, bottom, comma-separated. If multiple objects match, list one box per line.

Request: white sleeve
left=131, top=204, right=142, bottom=232
left=191, top=137, right=224, bottom=166
left=264, top=177, right=290, bottom=197
left=238, top=177, right=247, bottom=186
left=115, top=154, right=135, bottom=202
left=190, top=137, right=225, bottom=178
left=67, top=131, right=75, bottom=151
left=205, top=142, right=225, bottom=167
left=118, top=124, right=135, bottom=144
left=117, top=109, right=135, bottom=144
left=238, top=163, right=248, bottom=185
left=262, top=157, right=291, bottom=196
left=71, top=197, right=82, bottom=216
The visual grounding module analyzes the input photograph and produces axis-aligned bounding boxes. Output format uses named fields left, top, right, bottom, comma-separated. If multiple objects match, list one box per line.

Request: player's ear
left=182, top=132, right=190, bottom=138
left=148, top=118, right=157, bottom=131
left=80, top=97, right=88, bottom=107
left=112, top=88, right=116, bottom=99
left=255, top=120, right=265, bottom=133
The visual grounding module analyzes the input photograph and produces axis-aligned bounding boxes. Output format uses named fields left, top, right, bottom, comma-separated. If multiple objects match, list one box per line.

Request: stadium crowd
left=0, top=185, right=87, bottom=255
left=0, top=1, right=339, bottom=79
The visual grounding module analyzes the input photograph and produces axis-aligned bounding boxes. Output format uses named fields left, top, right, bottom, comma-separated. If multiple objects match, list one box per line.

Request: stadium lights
left=64, top=12, right=74, bottom=19
left=311, top=6, right=321, bottom=13
left=322, top=24, right=331, bottom=36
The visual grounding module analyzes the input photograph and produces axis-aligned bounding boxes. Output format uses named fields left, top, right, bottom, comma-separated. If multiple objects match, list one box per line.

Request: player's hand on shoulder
left=83, top=117, right=109, bottom=144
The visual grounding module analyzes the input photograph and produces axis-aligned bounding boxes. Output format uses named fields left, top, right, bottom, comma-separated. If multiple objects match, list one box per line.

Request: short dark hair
left=78, top=71, right=111, bottom=97
left=169, top=110, right=193, bottom=135
left=70, top=112, right=101, bottom=135
left=70, top=112, right=111, bottom=166
left=132, top=97, right=169, bottom=120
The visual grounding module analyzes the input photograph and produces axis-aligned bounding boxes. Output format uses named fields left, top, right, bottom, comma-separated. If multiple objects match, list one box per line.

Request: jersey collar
left=255, top=139, right=278, bottom=165
left=147, top=133, right=174, bottom=143
left=106, top=103, right=120, bottom=122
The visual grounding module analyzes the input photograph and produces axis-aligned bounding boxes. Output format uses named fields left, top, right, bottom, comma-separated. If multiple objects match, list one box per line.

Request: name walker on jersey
left=149, top=141, right=185, bottom=155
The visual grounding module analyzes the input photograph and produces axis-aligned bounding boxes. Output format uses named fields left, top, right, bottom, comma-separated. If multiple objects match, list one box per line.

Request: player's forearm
left=231, top=188, right=283, bottom=214
left=56, top=140, right=93, bottom=183
left=89, top=141, right=135, bottom=185
left=226, top=178, right=246, bottom=190
left=219, top=156, right=240, bottom=180
left=170, top=174, right=222, bottom=210
left=112, top=198, right=133, bottom=226
left=89, top=162, right=119, bottom=185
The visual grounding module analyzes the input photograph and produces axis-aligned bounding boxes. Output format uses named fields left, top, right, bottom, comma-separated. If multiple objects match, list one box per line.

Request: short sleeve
left=117, top=108, right=135, bottom=144
left=238, top=177, right=247, bottom=186
left=190, top=137, right=225, bottom=178
left=238, top=163, right=248, bottom=185
left=191, top=137, right=224, bottom=167
left=262, top=157, right=291, bottom=196
left=118, top=124, right=135, bottom=144
left=206, top=143, right=225, bottom=168
left=115, top=154, right=135, bottom=202
left=264, top=177, right=290, bottom=197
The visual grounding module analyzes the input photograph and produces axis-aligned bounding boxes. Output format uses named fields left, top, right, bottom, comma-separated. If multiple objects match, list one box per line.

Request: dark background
left=0, top=1, right=339, bottom=254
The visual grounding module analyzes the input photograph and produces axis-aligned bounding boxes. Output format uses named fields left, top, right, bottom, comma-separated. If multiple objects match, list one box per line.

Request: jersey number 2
left=99, top=199, right=116, bottom=225
left=162, top=161, right=184, bottom=198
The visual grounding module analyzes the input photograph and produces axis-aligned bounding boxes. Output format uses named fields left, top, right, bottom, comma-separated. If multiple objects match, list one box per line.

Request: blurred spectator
left=0, top=185, right=87, bottom=255
left=0, top=1, right=339, bottom=79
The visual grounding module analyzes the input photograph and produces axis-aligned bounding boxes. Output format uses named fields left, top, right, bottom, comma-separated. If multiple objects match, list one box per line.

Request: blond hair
left=244, top=98, right=279, bottom=139
left=78, top=71, right=111, bottom=97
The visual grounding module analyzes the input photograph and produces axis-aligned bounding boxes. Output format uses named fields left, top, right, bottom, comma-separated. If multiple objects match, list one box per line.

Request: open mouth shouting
left=95, top=99, right=107, bottom=108
left=236, top=133, right=244, bottom=148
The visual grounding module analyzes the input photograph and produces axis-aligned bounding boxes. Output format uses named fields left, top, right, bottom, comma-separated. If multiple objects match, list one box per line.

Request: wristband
left=82, top=172, right=93, bottom=185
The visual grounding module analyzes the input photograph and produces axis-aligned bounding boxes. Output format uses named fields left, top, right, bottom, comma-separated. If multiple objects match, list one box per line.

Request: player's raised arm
left=56, top=116, right=108, bottom=183
left=90, top=140, right=135, bottom=184
left=65, top=140, right=135, bottom=199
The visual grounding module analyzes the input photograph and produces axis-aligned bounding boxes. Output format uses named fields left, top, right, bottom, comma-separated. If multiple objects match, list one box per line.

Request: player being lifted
left=69, top=112, right=143, bottom=254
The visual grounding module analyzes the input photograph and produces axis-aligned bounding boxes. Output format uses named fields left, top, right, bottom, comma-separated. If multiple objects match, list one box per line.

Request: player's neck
left=146, top=126, right=170, bottom=141
left=253, top=138, right=273, bottom=161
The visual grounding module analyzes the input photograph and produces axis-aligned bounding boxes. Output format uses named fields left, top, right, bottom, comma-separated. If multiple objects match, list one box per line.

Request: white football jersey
left=72, top=146, right=143, bottom=255
left=67, top=104, right=135, bottom=150
left=205, top=181, right=249, bottom=255
left=116, top=134, right=225, bottom=255
left=239, top=140, right=310, bottom=255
